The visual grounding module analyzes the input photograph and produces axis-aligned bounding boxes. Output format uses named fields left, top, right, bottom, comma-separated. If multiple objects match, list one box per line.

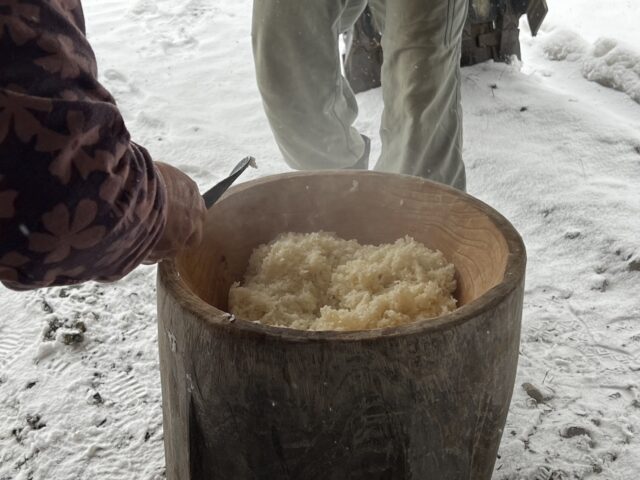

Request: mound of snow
left=582, top=38, right=640, bottom=104
left=537, top=27, right=640, bottom=104
left=541, top=29, right=589, bottom=61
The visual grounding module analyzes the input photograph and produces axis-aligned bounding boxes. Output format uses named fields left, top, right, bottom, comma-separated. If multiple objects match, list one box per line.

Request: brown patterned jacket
left=0, top=0, right=167, bottom=290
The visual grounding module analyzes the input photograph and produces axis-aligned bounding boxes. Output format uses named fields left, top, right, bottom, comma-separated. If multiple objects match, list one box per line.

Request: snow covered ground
left=1, top=0, right=639, bottom=478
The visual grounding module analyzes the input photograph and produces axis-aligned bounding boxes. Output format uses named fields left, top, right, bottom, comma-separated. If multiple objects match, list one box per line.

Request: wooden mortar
left=157, top=171, right=526, bottom=480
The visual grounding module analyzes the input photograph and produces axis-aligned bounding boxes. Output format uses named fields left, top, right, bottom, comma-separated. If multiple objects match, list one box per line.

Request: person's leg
left=370, top=0, right=468, bottom=190
left=339, top=0, right=369, bottom=33
left=252, top=0, right=368, bottom=170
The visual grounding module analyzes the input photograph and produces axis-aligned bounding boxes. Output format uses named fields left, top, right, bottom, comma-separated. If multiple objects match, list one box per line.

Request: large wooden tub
left=157, top=171, right=526, bottom=480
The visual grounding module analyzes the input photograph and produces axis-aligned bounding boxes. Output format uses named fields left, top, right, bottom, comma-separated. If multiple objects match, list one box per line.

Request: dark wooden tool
left=157, top=171, right=526, bottom=480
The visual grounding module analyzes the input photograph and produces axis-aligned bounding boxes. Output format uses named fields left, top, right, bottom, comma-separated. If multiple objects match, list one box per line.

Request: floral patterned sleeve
left=0, top=0, right=167, bottom=290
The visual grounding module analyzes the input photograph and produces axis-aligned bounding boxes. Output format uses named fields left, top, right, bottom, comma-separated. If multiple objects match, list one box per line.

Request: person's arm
left=0, top=1, right=203, bottom=290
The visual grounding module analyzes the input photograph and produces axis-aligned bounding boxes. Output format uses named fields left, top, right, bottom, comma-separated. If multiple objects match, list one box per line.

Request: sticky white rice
left=228, top=232, right=457, bottom=331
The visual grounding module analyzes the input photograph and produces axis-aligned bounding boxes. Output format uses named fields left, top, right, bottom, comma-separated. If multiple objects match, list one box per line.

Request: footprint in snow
left=105, top=371, right=148, bottom=405
left=0, top=330, right=21, bottom=370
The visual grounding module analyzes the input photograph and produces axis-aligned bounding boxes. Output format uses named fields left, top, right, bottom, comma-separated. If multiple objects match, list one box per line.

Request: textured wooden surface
left=157, top=171, right=526, bottom=480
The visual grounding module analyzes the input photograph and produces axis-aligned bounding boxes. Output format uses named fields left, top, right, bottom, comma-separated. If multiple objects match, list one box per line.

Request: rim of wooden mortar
left=158, top=171, right=527, bottom=343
